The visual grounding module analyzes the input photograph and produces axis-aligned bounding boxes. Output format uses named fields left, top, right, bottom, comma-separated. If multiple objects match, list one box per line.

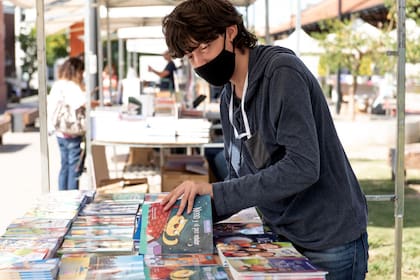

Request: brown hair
left=58, top=57, right=84, bottom=86
left=162, top=0, right=258, bottom=58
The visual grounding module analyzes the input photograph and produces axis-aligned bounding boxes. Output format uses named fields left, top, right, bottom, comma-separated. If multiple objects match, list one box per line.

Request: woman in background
left=48, top=57, right=86, bottom=190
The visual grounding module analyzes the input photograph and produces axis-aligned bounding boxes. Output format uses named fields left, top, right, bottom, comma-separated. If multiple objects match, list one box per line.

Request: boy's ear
left=226, top=24, right=238, bottom=43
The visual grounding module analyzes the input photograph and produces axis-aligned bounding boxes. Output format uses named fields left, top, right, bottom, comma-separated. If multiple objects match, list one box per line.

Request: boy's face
left=184, top=34, right=225, bottom=69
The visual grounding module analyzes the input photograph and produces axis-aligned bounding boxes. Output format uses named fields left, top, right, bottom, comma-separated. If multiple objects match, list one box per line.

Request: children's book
left=227, top=256, right=327, bottom=280
left=58, top=254, right=145, bottom=280
left=216, top=240, right=305, bottom=267
left=58, top=237, right=134, bottom=255
left=139, top=195, right=213, bottom=255
left=213, top=222, right=265, bottom=236
left=0, top=258, right=59, bottom=280
left=92, top=192, right=145, bottom=204
left=145, top=265, right=229, bottom=280
left=0, top=248, right=49, bottom=269
left=144, top=254, right=218, bottom=267
left=72, top=215, right=136, bottom=227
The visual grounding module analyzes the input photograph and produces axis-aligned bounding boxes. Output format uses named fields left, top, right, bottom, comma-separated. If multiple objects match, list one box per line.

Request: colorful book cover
left=139, top=195, right=213, bottom=255
left=0, top=248, right=49, bottom=269
left=0, top=258, right=59, bottom=279
left=93, top=192, right=145, bottom=204
left=145, top=265, right=229, bottom=280
left=213, top=222, right=265, bottom=236
left=67, top=225, right=134, bottom=237
left=227, top=256, right=327, bottom=279
left=59, top=254, right=145, bottom=280
left=7, top=217, right=72, bottom=229
left=216, top=240, right=305, bottom=266
left=58, top=237, right=134, bottom=255
left=144, top=254, right=218, bottom=267
left=72, top=215, right=136, bottom=227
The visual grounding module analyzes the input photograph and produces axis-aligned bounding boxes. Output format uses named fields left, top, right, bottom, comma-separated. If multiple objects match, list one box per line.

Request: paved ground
left=0, top=96, right=416, bottom=234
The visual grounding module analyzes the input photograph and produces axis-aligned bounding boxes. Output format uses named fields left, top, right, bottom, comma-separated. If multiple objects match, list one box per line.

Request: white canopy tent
left=273, top=29, right=323, bottom=78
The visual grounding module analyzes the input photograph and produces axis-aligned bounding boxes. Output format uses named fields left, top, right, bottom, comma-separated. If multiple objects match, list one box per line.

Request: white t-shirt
left=47, top=79, right=86, bottom=137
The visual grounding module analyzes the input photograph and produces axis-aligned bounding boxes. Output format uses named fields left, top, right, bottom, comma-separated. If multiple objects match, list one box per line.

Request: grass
left=350, top=158, right=420, bottom=279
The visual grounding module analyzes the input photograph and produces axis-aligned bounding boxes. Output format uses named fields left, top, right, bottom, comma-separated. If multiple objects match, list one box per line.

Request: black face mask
left=194, top=34, right=235, bottom=86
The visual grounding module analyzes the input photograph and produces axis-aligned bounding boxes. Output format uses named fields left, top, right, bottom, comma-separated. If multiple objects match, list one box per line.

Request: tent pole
left=36, top=0, right=50, bottom=194
left=84, top=0, right=94, bottom=190
left=394, top=0, right=406, bottom=279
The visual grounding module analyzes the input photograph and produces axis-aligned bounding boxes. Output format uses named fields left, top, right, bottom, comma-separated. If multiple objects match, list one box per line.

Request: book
left=0, top=248, right=50, bottom=269
left=139, top=195, right=213, bottom=255
left=144, top=254, right=218, bottom=267
left=58, top=254, right=145, bottom=280
left=58, top=237, right=134, bottom=255
left=0, top=258, right=59, bottom=280
left=72, top=215, right=137, bottom=227
left=226, top=256, right=327, bottom=280
left=145, top=265, right=229, bottom=280
left=216, top=240, right=305, bottom=267
left=213, top=222, right=265, bottom=236
left=217, top=207, right=262, bottom=224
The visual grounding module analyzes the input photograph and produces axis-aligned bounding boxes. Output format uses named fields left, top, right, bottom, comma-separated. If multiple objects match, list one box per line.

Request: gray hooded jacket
left=212, top=45, right=368, bottom=251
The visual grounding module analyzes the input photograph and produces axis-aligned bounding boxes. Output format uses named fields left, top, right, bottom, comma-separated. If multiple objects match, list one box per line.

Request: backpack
left=52, top=96, right=86, bottom=136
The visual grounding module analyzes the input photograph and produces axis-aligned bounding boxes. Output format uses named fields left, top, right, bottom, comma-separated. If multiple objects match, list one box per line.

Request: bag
left=52, top=98, right=86, bottom=136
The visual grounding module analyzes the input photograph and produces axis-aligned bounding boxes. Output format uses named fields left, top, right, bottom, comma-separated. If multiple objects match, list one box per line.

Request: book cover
left=216, top=240, right=305, bottom=267
left=145, top=265, right=229, bottom=280
left=0, top=248, right=50, bottom=269
left=59, top=254, right=145, bottom=280
left=213, top=222, right=265, bottom=236
left=0, top=258, right=59, bottom=280
left=144, top=254, right=218, bottom=267
left=227, top=256, right=327, bottom=279
left=58, top=237, right=134, bottom=255
left=139, top=195, right=213, bottom=255
left=72, top=215, right=137, bottom=227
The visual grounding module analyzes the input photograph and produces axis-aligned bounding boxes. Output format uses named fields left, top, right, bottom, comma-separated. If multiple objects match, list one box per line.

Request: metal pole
left=96, top=4, right=104, bottom=106
left=394, top=0, right=406, bottom=278
left=36, top=0, right=50, bottom=194
left=106, top=4, right=113, bottom=98
left=85, top=0, right=94, bottom=190
left=264, top=0, right=270, bottom=44
left=295, top=0, right=301, bottom=57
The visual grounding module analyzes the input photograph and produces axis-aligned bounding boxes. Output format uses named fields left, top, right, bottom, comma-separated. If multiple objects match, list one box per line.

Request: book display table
left=0, top=190, right=327, bottom=279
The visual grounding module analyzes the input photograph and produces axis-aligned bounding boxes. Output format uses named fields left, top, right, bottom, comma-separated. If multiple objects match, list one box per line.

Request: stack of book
left=0, top=190, right=90, bottom=274
left=139, top=195, right=230, bottom=279
left=0, top=258, right=60, bottom=280
left=57, top=192, right=145, bottom=256
left=58, top=254, right=145, bottom=279
left=213, top=208, right=328, bottom=280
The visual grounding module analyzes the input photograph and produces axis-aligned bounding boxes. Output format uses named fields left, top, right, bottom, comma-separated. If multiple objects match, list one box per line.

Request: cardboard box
left=127, top=147, right=155, bottom=166
left=161, top=154, right=209, bottom=192
left=161, top=169, right=209, bottom=193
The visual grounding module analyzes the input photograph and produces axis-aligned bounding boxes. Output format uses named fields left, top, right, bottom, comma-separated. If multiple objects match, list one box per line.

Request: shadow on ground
left=0, top=144, right=30, bottom=153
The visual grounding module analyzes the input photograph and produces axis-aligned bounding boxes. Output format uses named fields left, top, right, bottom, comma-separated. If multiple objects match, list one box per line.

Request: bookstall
left=0, top=189, right=328, bottom=279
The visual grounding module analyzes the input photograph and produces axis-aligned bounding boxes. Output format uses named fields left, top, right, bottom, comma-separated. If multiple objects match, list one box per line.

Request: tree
left=315, top=18, right=392, bottom=120
left=18, top=28, right=37, bottom=95
left=46, top=33, right=68, bottom=67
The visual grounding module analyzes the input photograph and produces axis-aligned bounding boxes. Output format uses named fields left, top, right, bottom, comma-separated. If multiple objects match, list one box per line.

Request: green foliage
left=46, top=33, right=68, bottom=66
left=384, top=0, right=420, bottom=64
left=18, top=28, right=37, bottom=83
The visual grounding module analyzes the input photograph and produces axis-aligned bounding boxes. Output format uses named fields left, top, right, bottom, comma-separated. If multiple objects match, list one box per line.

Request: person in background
left=120, top=67, right=141, bottom=107
left=148, top=50, right=177, bottom=91
left=47, top=57, right=86, bottom=191
left=161, top=1, right=369, bottom=279
left=102, top=63, right=118, bottom=104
